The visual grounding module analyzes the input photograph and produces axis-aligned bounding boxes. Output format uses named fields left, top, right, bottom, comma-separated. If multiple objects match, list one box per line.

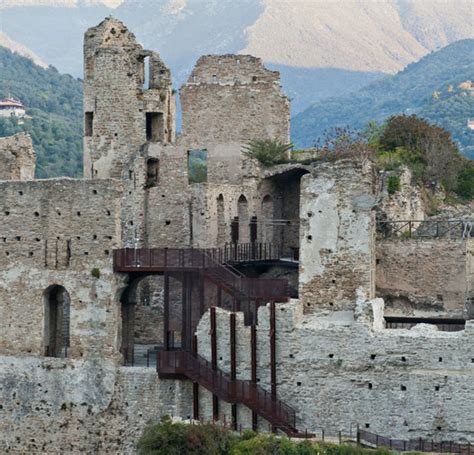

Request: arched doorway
left=237, top=195, right=249, bottom=243
left=44, top=285, right=70, bottom=357
left=120, top=275, right=166, bottom=366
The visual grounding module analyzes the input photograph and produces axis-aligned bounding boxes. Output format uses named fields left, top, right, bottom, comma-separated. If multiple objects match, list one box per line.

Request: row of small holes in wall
left=1, top=235, right=113, bottom=242
left=4, top=250, right=110, bottom=257
left=325, top=353, right=462, bottom=363
left=3, top=210, right=111, bottom=217
left=8, top=189, right=100, bottom=196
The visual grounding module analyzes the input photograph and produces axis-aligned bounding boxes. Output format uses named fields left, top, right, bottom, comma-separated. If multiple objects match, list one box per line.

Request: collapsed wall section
left=0, top=179, right=123, bottom=358
left=0, top=133, right=36, bottom=180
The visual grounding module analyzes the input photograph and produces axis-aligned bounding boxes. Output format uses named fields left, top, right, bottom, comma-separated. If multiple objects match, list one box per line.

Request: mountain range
left=292, top=39, right=474, bottom=158
left=0, top=0, right=472, bottom=113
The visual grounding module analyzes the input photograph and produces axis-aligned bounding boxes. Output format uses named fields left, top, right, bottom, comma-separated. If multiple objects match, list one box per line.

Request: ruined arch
left=44, top=285, right=70, bottom=358
left=120, top=275, right=172, bottom=365
left=237, top=194, right=249, bottom=243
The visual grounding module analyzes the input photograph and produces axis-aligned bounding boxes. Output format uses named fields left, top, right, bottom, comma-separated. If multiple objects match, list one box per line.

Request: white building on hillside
left=0, top=98, right=26, bottom=118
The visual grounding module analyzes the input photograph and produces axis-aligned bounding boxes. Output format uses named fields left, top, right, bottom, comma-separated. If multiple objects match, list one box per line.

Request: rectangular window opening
left=85, top=112, right=94, bottom=137
left=146, top=112, right=164, bottom=142
left=188, top=149, right=208, bottom=184
left=146, top=158, right=160, bottom=188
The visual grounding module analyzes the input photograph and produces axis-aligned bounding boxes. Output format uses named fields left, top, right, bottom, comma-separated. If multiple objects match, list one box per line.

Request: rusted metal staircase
left=157, top=350, right=308, bottom=437
left=114, top=246, right=309, bottom=437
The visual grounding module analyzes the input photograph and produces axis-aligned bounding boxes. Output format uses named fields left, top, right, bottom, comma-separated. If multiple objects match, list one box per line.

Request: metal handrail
left=157, top=350, right=299, bottom=433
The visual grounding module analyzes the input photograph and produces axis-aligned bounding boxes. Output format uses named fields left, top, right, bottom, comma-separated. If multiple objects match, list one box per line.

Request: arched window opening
left=261, top=194, right=274, bottom=243
left=120, top=276, right=166, bottom=366
left=237, top=195, right=249, bottom=243
left=44, top=285, right=70, bottom=358
left=217, top=194, right=226, bottom=245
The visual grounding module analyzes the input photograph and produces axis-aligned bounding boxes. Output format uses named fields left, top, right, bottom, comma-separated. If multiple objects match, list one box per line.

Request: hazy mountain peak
left=0, top=32, right=47, bottom=68
left=0, top=0, right=122, bottom=8
left=241, top=0, right=472, bottom=73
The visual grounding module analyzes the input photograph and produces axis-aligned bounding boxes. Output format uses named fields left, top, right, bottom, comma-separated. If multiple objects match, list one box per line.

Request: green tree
left=242, top=139, right=293, bottom=166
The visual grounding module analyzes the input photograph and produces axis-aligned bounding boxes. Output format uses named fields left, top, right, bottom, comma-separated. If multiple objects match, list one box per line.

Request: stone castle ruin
left=0, top=18, right=472, bottom=453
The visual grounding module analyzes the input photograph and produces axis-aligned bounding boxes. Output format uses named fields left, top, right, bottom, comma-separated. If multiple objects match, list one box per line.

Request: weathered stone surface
left=377, top=239, right=473, bottom=317
left=0, top=133, right=36, bottom=180
left=0, top=15, right=472, bottom=453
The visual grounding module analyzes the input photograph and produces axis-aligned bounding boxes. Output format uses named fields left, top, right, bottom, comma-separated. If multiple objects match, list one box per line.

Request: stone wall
left=0, top=357, right=192, bottom=453
left=0, top=133, right=36, bottom=180
left=180, top=55, right=290, bottom=147
left=377, top=238, right=473, bottom=317
left=378, top=167, right=426, bottom=222
left=195, top=302, right=474, bottom=442
left=83, top=17, right=175, bottom=246
left=0, top=178, right=123, bottom=358
left=299, top=160, right=376, bottom=313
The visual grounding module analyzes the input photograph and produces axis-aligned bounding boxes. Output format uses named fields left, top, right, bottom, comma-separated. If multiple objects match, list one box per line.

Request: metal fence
left=377, top=219, right=473, bottom=239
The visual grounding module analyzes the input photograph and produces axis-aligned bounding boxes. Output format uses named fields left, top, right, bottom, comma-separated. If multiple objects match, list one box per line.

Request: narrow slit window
left=187, top=149, right=208, bottom=184
left=143, top=56, right=151, bottom=89
left=85, top=112, right=94, bottom=137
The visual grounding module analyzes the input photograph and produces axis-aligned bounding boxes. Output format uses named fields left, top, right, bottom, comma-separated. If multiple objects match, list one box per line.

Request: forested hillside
left=292, top=40, right=474, bottom=158
left=0, top=46, right=83, bottom=177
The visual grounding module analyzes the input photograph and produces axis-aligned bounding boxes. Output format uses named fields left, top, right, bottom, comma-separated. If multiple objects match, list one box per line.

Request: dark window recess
left=146, top=158, right=160, bottom=187
left=146, top=112, right=164, bottom=142
left=187, top=149, right=208, bottom=184
left=385, top=316, right=466, bottom=332
left=85, top=112, right=94, bottom=137
left=44, top=285, right=70, bottom=358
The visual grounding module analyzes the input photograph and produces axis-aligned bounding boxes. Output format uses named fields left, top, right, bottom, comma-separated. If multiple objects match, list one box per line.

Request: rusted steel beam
left=186, top=273, right=193, bottom=352
left=210, top=307, right=219, bottom=421
left=181, top=273, right=187, bottom=351
left=270, top=301, right=276, bottom=399
left=192, top=335, right=199, bottom=421
left=251, top=322, right=258, bottom=431
left=164, top=272, right=170, bottom=350
left=230, top=312, right=237, bottom=430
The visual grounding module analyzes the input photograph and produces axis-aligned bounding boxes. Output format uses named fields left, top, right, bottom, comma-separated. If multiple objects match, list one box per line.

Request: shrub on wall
left=242, top=139, right=293, bottom=166
left=387, top=175, right=401, bottom=195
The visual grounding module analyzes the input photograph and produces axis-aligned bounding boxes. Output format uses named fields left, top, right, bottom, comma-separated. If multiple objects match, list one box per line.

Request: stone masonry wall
left=0, top=133, right=36, bottom=180
left=0, top=178, right=123, bottom=358
left=0, top=357, right=193, bottom=453
left=180, top=55, right=290, bottom=147
left=377, top=238, right=473, bottom=317
left=195, top=302, right=474, bottom=442
left=299, top=160, right=376, bottom=313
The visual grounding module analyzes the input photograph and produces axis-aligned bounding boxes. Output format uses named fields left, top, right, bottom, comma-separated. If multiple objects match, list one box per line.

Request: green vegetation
left=91, top=268, right=101, bottom=279
left=387, top=176, right=401, bottom=194
left=188, top=149, right=208, bottom=183
left=0, top=46, right=83, bottom=178
left=370, top=115, right=472, bottom=200
left=292, top=39, right=474, bottom=159
left=242, top=139, right=294, bottom=166
left=138, top=417, right=393, bottom=455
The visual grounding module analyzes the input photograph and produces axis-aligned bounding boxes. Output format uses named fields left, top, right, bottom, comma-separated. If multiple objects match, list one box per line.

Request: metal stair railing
left=157, top=350, right=302, bottom=435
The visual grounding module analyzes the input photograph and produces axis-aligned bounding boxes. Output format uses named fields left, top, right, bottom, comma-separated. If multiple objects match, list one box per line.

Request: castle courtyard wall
left=0, top=179, right=123, bottom=358
left=377, top=238, right=473, bottom=317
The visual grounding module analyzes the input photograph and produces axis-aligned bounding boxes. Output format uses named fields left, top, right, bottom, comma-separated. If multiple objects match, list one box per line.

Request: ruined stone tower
left=83, top=17, right=176, bottom=245
left=83, top=17, right=175, bottom=181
